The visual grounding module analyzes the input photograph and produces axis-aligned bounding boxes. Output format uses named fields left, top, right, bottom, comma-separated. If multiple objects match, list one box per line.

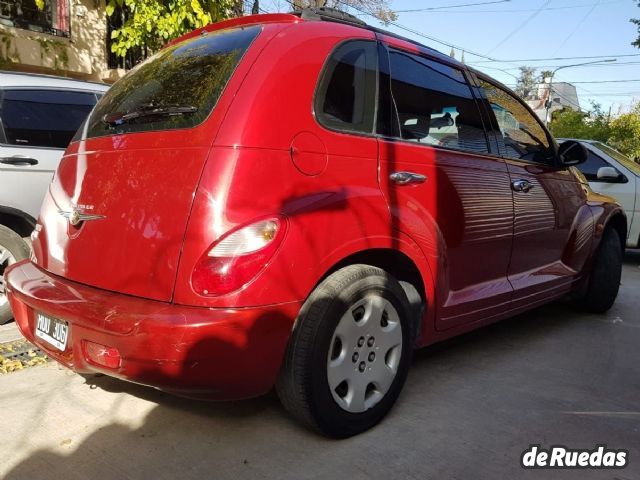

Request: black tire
left=276, top=264, right=414, bottom=438
left=581, top=228, right=623, bottom=313
left=0, top=225, right=31, bottom=325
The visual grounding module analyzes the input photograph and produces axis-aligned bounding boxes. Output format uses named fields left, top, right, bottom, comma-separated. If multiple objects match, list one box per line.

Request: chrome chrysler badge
left=58, top=207, right=105, bottom=226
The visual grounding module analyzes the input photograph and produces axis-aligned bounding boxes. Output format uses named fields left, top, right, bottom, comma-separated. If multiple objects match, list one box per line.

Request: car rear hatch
left=32, top=25, right=263, bottom=302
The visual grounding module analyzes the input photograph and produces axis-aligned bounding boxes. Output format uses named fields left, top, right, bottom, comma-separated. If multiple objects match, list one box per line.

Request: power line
left=470, top=53, right=640, bottom=64
left=508, top=78, right=640, bottom=85
left=552, top=0, right=601, bottom=55
left=395, top=0, right=511, bottom=13
left=396, top=0, right=623, bottom=14
left=486, top=0, right=551, bottom=55
left=328, top=0, right=501, bottom=61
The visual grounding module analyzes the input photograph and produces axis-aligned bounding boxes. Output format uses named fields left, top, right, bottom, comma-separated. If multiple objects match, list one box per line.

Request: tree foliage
left=106, top=0, right=239, bottom=58
left=514, top=66, right=537, bottom=100
left=292, top=0, right=397, bottom=23
left=632, top=2, right=640, bottom=48
left=550, top=102, right=611, bottom=143
left=551, top=102, right=640, bottom=161
left=609, top=104, right=640, bottom=160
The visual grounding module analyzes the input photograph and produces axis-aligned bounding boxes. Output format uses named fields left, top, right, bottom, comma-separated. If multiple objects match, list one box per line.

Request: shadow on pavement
left=4, top=255, right=640, bottom=479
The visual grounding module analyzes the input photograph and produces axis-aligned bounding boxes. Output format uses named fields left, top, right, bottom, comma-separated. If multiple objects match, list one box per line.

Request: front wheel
left=276, top=265, right=414, bottom=438
left=580, top=227, right=623, bottom=313
left=0, top=225, right=31, bottom=325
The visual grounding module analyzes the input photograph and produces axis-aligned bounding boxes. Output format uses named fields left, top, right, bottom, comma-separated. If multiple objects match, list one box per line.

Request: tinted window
left=0, top=90, right=97, bottom=148
left=578, top=150, right=612, bottom=181
left=387, top=49, right=488, bottom=155
left=478, top=79, right=552, bottom=163
left=315, top=40, right=377, bottom=134
left=84, top=26, right=260, bottom=139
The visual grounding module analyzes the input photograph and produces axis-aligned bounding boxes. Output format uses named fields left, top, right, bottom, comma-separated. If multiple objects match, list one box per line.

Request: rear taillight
left=191, top=217, right=286, bottom=296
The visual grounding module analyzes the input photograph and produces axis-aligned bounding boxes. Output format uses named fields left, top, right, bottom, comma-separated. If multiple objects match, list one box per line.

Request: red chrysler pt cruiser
left=4, top=8, right=626, bottom=437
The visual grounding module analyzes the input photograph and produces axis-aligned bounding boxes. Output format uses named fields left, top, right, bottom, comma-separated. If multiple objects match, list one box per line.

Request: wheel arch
left=605, top=212, right=627, bottom=252
left=317, top=248, right=428, bottom=345
left=0, top=207, right=36, bottom=238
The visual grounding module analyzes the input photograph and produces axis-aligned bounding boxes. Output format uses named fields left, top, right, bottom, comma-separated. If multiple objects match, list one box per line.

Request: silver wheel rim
left=327, top=294, right=403, bottom=413
left=0, top=244, right=17, bottom=309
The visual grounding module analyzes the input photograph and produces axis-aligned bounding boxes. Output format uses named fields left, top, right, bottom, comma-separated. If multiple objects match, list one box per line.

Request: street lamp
left=544, top=59, right=616, bottom=126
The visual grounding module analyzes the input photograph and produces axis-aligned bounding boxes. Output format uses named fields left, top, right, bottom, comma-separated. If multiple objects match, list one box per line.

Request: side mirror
left=557, top=140, right=588, bottom=166
left=597, top=166, right=627, bottom=183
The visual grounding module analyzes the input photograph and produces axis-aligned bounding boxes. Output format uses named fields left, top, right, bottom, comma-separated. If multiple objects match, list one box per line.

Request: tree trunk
left=232, top=0, right=244, bottom=17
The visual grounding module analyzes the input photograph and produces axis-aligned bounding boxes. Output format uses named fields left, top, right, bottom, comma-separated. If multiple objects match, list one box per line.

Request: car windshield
left=82, top=25, right=260, bottom=139
left=591, top=142, right=640, bottom=176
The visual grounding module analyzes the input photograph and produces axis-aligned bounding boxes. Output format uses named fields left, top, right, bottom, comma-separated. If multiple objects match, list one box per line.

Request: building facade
left=526, top=81, right=580, bottom=124
left=0, top=0, right=125, bottom=83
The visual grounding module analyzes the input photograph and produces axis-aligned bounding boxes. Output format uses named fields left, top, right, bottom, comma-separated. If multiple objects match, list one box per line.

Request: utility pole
left=544, top=59, right=616, bottom=127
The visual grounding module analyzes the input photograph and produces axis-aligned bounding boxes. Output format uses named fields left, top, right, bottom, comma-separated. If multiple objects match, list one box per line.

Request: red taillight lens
left=191, top=217, right=286, bottom=296
left=82, top=340, right=121, bottom=369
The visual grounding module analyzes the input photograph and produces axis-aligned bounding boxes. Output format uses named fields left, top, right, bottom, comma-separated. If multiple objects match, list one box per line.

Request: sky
left=261, top=0, right=640, bottom=115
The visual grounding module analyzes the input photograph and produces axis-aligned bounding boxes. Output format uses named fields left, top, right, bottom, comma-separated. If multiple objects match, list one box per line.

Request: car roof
left=166, top=10, right=465, bottom=70
left=0, top=71, right=109, bottom=92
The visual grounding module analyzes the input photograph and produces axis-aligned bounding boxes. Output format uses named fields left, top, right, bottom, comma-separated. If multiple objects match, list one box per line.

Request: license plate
left=35, top=313, right=69, bottom=351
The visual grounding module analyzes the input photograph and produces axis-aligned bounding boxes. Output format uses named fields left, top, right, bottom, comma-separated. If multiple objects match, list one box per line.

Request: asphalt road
left=1, top=252, right=639, bottom=480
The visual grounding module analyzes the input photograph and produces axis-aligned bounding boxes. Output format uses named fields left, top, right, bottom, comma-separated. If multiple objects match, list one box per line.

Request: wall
left=0, top=0, right=124, bottom=83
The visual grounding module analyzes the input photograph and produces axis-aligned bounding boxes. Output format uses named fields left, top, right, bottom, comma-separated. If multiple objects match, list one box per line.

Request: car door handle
left=390, top=171, right=427, bottom=185
left=0, top=156, right=39, bottom=166
left=511, top=179, right=534, bottom=193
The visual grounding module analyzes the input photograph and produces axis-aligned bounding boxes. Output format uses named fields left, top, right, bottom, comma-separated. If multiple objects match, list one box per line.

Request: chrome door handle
left=511, top=179, right=534, bottom=193
left=390, top=171, right=427, bottom=185
left=0, top=156, right=39, bottom=166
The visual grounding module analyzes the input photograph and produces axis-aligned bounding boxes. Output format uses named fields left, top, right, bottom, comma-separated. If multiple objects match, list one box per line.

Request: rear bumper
left=5, top=260, right=300, bottom=400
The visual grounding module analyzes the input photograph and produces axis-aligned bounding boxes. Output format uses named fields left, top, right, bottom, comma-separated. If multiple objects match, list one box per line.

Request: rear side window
left=315, top=40, right=377, bottom=134
left=387, top=49, right=489, bottom=155
left=477, top=79, right=552, bottom=163
left=0, top=90, right=98, bottom=148
left=84, top=26, right=260, bottom=139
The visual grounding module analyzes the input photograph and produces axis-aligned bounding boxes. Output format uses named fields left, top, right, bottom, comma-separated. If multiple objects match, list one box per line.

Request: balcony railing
left=0, top=0, right=70, bottom=38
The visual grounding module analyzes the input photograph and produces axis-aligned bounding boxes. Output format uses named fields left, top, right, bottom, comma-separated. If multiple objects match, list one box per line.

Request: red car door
left=475, top=78, right=593, bottom=310
left=377, top=40, right=515, bottom=330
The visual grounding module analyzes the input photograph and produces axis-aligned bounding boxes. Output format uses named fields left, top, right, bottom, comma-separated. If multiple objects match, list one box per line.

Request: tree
left=609, top=104, right=640, bottom=160
left=550, top=101, right=640, bottom=161
left=106, top=0, right=241, bottom=59
left=514, top=66, right=537, bottom=100
left=292, top=0, right=397, bottom=23
left=632, top=2, right=640, bottom=48
left=549, top=102, right=611, bottom=143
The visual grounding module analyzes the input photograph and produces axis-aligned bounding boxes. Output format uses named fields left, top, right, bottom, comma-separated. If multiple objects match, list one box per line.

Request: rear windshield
left=83, top=25, right=260, bottom=139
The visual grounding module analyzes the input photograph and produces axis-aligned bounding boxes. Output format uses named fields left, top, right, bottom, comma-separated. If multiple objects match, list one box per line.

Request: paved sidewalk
left=0, top=322, right=23, bottom=344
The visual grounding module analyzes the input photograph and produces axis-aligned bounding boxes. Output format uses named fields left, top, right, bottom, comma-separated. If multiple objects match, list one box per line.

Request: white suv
left=566, top=139, right=639, bottom=249
left=0, top=72, right=108, bottom=323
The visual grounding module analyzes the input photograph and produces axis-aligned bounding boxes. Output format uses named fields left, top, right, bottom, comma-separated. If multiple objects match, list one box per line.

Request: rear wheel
left=580, top=227, right=623, bottom=313
left=276, top=265, right=413, bottom=438
left=0, top=225, right=30, bottom=325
